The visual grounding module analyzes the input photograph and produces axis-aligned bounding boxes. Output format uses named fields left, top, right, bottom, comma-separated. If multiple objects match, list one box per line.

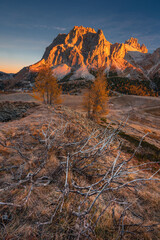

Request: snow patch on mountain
left=104, top=64, right=111, bottom=77
left=52, top=64, right=71, bottom=80
left=70, top=66, right=95, bottom=81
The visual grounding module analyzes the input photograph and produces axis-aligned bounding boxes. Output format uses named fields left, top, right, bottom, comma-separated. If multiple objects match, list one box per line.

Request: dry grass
left=0, top=103, right=159, bottom=239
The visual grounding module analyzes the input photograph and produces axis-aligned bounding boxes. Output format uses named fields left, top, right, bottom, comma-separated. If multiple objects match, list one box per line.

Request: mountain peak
left=72, top=25, right=96, bottom=33
left=27, top=26, right=160, bottom=82
left=64, top=25, right=97, bottom=46
left=125, top=37, right=148, bottom=53
left=30, top=26, right=111, bottom=71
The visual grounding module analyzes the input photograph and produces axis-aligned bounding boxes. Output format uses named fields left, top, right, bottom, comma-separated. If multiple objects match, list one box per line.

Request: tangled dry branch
left=0, top=114, right=159, bottom=239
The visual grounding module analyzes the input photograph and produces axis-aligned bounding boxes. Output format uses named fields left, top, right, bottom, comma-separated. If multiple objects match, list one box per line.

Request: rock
left=141, top=44, right=148, bottom=53
left=30, top=26, right=111, bottom=71
left=111, top=43, right=126, bottom=59
left=125, top=37, right=148, bottom=53
left=11, top=26, right=160, bottom=87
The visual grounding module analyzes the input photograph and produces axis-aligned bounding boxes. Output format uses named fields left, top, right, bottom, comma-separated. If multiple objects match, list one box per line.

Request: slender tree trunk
left=87, top=103, right=91, bottom=118
left=50, top=94, right=52, bottom=105
left=47, top=90, right=49, bottom=104
left=43, top=94, right=45, bottom=104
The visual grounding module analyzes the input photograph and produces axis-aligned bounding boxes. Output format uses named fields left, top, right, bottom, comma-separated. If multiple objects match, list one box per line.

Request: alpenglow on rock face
left=30, top=26, right=112, bottom=72
left=125, top=37, right=148, bottom=53
left=19, top=26, right=159, bottom=82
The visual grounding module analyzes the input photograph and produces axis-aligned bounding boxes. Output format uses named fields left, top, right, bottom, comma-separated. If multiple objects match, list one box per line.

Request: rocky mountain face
left=13, top=26, right=160, bottom=90
left=125, top=37, right=148, bottom=53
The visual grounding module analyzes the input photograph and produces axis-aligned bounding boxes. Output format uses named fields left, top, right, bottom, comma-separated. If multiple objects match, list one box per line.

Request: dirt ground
left=0, top=92, right=160, bottom=148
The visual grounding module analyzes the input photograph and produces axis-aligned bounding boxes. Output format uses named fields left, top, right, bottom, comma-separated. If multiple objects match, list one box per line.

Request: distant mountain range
left=0, top=72, right=14, bottom=90
left=1, top=26, right=160, bottom=92
left=0, top=71, right=13, bottom=79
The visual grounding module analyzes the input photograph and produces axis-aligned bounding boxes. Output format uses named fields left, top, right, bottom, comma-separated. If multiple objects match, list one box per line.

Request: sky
left=0, top=0, right=160, bottom=73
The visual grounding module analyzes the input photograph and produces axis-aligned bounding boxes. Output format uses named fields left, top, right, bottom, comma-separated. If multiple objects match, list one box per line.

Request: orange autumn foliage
left=83, top=71, right=109, bottom=120
left=32, top=62, right=62, bottom=105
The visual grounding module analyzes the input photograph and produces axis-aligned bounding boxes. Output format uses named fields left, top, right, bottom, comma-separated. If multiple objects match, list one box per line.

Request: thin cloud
left=3, top=22, right=67, bottom=31
left=54, top=26, right=67, bottom=31
left=31, top=24, right=67, bottom=31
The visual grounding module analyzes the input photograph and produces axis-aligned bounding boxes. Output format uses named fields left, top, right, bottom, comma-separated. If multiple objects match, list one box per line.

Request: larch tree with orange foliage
left=33, top=62, right=62, bottom=105
left=83, top=71, right=109, bottom=120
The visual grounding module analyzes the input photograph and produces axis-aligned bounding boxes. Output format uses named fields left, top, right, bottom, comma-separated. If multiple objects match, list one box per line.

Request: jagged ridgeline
left=9, top=26, right=160, bottom=94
